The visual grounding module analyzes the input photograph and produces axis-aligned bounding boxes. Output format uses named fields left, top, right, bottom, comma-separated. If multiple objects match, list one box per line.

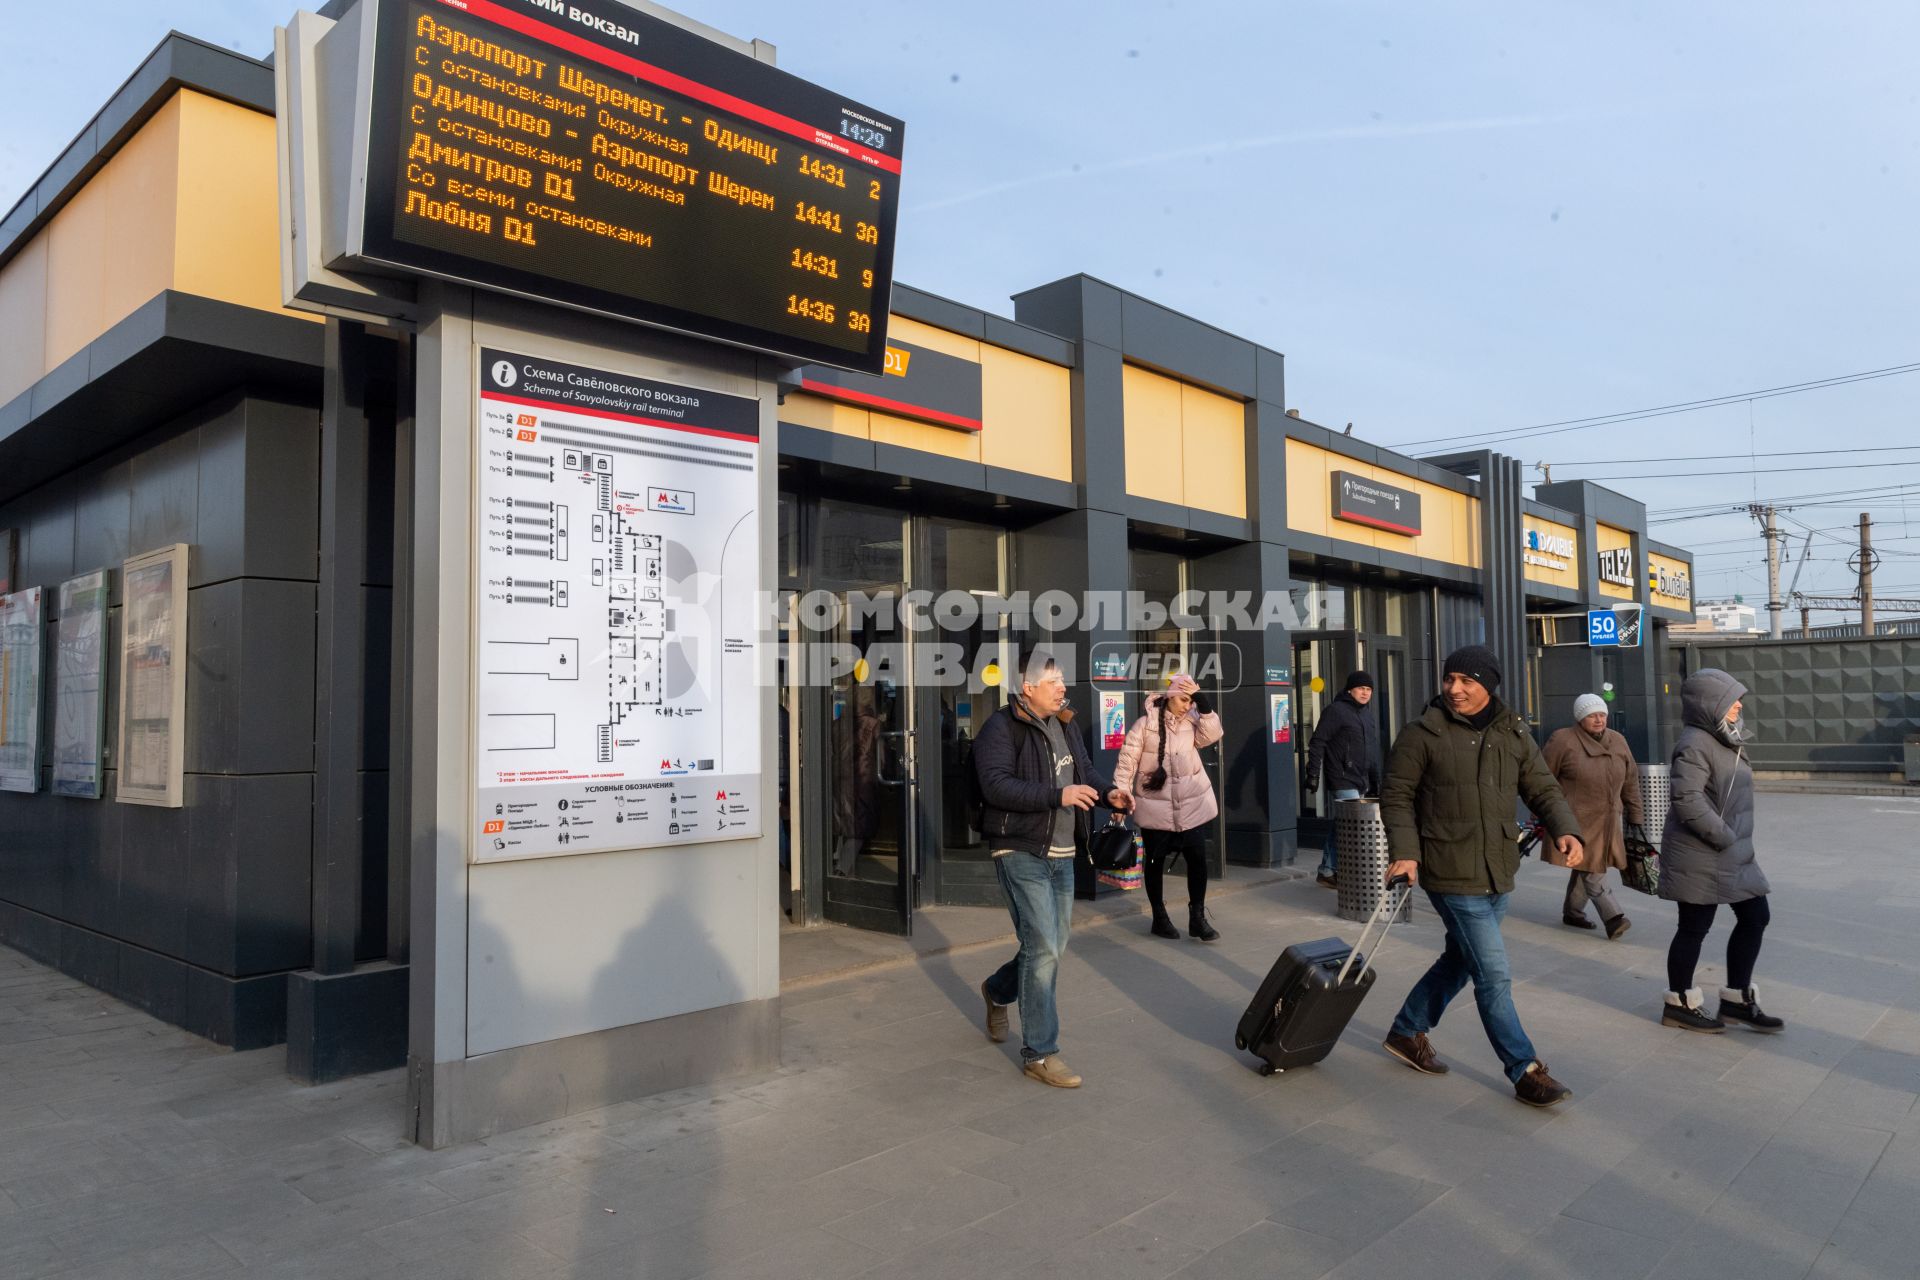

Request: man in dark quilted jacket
left=1378, top=645, right=1584, bottom=1109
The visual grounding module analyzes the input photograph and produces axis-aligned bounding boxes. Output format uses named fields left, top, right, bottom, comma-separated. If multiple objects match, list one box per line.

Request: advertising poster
left=1099, top=690, right=1127, bottom=751
left=0, top=586, right=44, bottom=793
left=118, top=546, right=189, bottom=807
left=52, top=569, right=109, bottom=798
left=472, top=349, right=762, bottom=862
left=1270, top=692, right=1292, bottom=745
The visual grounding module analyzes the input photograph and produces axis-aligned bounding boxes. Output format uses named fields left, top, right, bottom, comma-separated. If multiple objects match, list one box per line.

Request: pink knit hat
left=1165, top=672, right=1200, bottom=697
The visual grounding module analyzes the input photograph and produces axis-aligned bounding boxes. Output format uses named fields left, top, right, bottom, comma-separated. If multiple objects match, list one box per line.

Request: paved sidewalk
left=2, top=792, right=1917, bottom=1279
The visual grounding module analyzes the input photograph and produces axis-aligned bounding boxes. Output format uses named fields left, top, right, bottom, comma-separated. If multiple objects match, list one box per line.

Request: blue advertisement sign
left=1588, top=609, right=1620, bottom=647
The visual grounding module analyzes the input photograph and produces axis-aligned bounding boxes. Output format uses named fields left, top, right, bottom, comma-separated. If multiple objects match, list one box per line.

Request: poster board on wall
left=52, top=569, right=110, bottom=799
left=0, top=586, right=44, bottom=792
left=117, top=545, right=190, bottom=808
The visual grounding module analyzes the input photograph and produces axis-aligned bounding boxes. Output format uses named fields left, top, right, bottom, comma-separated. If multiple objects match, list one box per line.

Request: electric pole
left=1859, top=512, right=1875, bottom=637
left=1749, top=504, right=1784, bottom=639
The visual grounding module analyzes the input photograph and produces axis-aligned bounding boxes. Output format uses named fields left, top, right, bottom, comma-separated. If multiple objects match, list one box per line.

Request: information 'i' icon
left=492, top=359, right=517, bottom=388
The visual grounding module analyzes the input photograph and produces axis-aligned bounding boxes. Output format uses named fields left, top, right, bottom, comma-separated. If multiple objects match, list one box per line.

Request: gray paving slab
left=0, top=793, right=1916, bottom=1278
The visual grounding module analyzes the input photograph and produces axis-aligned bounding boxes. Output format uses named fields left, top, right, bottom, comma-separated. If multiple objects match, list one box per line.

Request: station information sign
left=357, top=0, right=905, bottom=372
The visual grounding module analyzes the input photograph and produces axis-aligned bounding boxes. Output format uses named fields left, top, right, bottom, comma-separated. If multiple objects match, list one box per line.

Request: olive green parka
left=1380, top=695, right=1582, bottom=895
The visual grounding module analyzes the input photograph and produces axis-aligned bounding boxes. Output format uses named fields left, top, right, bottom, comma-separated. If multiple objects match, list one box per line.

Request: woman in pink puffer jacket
left=1113, top=673, right=1225, bottom=941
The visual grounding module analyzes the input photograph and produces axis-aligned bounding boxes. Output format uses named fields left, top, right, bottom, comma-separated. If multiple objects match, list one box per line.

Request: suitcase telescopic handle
left=1335, top=874, right=1414, bottom=987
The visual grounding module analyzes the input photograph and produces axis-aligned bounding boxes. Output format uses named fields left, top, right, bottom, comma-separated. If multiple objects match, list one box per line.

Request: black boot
left=1188, top=906, right=1219, bottom=943
left=1718, top=986, right=1785, bottom=1033
left=1661, top=988, right=1725, bottom=1033
left=1149, top=909, right=1180, bottom=940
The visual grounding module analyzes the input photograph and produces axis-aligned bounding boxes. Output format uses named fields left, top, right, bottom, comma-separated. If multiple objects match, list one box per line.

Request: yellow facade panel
left=778, top=391, right=870, bottom=438
left=172, top=92, right=303, bottom=319
left=0, top=238, right=49, bottom=410
left=96, top=95, right=185, bottom=349
left=884, top=314, right=981, bottom=363
left=1179, top=383, right=1246, bottom=519
left=1522, top=514, right=1582, bottom=590
left=42, top=158, right=113, bottom=375
left=1122, top=365, right=1186, bottom=508
left=869, top=410, right=981, bottom=462
left=979, top=346, right=1070, bottom=479
left=1285, top=437, right=1481, bottom=569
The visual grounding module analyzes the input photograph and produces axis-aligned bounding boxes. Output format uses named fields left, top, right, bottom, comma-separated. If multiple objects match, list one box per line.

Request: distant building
left=1678, top=601, right=1764, bottom=634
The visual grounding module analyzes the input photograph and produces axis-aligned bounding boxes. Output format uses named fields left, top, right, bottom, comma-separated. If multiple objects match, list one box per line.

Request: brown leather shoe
left=1605, top=915, right=1631, bottom=941
left=1023, top=1056, right=1082, bottom=1088
left=1382, top=1032, right=1450, bottom=1075
left=981, top=980, right=1008, bottom=1044
left=1514, top=1061, right=1572, bottom=1108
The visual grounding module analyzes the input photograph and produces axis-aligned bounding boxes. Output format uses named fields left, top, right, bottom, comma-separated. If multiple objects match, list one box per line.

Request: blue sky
left=6, top=1, right=1917, bottom=607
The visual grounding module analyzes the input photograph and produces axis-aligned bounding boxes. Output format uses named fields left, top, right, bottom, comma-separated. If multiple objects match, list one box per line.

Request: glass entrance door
left=1358, top=634, right=1409, bottom=779
left=1291, top=632, right=1361, bottom=837
left=822, top=588, right=916, bottom=935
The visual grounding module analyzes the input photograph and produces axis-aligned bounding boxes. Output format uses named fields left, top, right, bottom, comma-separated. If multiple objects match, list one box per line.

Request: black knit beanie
left=1441, top=644, right=1502, bottom=692
left=1343, top=670, right=1374, bottom=692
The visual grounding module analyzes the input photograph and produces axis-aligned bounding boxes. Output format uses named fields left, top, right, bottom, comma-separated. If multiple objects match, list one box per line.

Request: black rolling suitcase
left=1235, top=876, right=1413, bottom=1076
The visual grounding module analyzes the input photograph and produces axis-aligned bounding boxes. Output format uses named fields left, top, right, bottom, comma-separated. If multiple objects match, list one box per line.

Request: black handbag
left=1622, top=822, right=1661, bottom=896
left=1088, top=811, right=1139, bottom=872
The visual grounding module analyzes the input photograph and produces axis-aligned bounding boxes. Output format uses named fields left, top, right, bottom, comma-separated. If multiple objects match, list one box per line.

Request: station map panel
left=473, top=347, right=761, bottom=860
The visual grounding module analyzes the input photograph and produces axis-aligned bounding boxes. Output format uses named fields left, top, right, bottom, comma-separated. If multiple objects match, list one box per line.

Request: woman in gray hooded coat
left=1658, top=668, right=1783, bottom=1034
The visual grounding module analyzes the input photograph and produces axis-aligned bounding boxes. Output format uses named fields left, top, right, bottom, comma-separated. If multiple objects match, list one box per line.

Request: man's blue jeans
left=985, top=852, right=1075, bottom=1060
left=1319, top=789, right=1362, bottom=875
left=1390, top=890, right=1538, bottom=1084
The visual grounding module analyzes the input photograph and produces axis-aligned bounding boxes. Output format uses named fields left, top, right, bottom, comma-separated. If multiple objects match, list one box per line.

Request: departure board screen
left=357, top=0, right=905, bottom=372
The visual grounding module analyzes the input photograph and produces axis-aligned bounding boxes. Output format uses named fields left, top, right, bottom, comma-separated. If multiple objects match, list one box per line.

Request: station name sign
left=1330, top=472, right=1422, bottom=537
left=353, top=0, right=905, bottom=372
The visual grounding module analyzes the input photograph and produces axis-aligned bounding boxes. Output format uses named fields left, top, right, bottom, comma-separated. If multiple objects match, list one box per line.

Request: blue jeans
left=1320, top=789, right=1362, bottom=875
left=985, top=853, right=1075, bottom=1060
left=1390, top=891, right=1538, bottom=1083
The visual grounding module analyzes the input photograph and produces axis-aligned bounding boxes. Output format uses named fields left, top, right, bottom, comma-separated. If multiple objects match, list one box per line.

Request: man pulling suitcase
left=1378, top=647, right=1585, bottom=1108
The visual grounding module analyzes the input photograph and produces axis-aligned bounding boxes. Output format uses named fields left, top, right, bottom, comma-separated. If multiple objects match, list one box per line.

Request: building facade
left=0, top=33, right=1695, bottom=1075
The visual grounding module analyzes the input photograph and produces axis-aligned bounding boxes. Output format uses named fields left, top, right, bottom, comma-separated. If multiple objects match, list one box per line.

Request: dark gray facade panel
left=890, top=284, right=986, bottom=340
left=185, top=578, right=319, bottom=776
left=1123, top=493, right=1195, bottom=532
left=871, top=441, right=987, bottom=493
left=203, top=772, right=316, bottom=977
left=62, top=774, right=125, bottom=937
left=24, top=479, right=77, bottom=587
left=1248, top=406, right=1288, bottom=538
left=129, top=421, right=202, bottom=558
left=1187, top=509, right=1253, bottom=542
left=72, top=462, right=134, bottom=603
left=983, top=467, right=1075, bottom=509
left=195, top=397, right=323, bottom=585
left=30, top=347, right=92, bottom=421
left=119, top=797, right=194, bottom=960
left=1011, top=275, right=1127, bottom=350
left=1076, top=341, right=1127, bottom=510
left=980, top=315, right=1074, bottom=367
left=775, top=421, right=876, bottom=469
left=1118, top=295, right=1258, bottom=398
left=1256, top=346, right=1286, bottom=408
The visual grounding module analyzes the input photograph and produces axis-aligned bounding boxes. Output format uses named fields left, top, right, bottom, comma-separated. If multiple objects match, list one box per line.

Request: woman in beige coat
left=1543, top=692, right=1644, bottom=940
left=1113, top=673, right=1224, bottom=941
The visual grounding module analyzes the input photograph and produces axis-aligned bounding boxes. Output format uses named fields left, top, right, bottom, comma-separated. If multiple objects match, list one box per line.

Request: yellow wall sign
left=1596, top=524, right=1636, bottom=601
left=883, top=346, right=911, bottom=377
left=1648, top=551, right=1692, bottom=611
left=1522, top=515, right=1580, bottom=590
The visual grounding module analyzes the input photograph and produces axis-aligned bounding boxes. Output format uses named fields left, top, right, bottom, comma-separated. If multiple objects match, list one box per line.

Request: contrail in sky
left=909, top=111, right=1608, bottom=214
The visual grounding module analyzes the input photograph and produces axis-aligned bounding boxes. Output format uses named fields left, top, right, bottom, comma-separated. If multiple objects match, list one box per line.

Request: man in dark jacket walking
left=974, top=651, right=1130, bottom=1088
left=1304, top=670, right=1381, bottom=888
left=1379, top=646, right=1585, bottom=1108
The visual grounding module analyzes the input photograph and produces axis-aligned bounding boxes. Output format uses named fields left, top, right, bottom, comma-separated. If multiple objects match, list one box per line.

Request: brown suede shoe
left=1514, top=1061, right=1572, bottom=1108
left=1023, top=1056, right=1082, bottom=1088
left=1382, top=1032, right=1450, bottom=1075
left=981, top=980, right=1008, bottom=1044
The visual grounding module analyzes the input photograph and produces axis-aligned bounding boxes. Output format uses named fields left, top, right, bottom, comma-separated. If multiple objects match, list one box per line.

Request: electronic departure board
left=355, top=0, right=904, bottom=372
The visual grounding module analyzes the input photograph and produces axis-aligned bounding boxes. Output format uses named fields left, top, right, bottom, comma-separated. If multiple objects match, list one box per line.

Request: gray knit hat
left=1573, top=693, right=1608, bottom=721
